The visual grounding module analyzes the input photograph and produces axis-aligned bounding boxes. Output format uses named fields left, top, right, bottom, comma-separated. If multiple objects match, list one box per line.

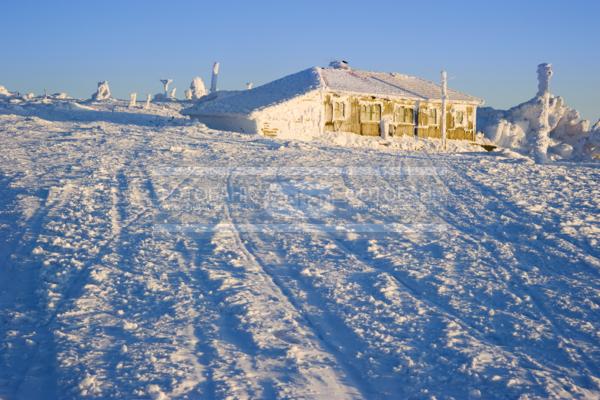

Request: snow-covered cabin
left=182, top=62, right=483, bottom=140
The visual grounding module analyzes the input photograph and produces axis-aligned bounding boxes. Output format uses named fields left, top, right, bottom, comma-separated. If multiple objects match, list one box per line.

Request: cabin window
left=456, top=111, right=465, bottom=127
left=333, top=102, right=345, bottom=120
left=429, top=108, right=438, bottom=125
left=405, top=108, right=414, bottom=123
left=395, top=106, right=414, bottom=124
left=360, top=104, right=381, bottom=122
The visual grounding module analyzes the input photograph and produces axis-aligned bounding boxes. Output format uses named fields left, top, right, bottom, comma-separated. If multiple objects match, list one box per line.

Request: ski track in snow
left=0, top=104, right=599, bottom=399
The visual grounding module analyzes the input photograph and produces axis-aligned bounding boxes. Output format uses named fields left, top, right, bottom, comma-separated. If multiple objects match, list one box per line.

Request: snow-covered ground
left=0, top=100, right=599, bottom=399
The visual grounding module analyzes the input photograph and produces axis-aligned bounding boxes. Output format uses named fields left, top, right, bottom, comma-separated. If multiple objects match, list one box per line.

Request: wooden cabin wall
left=323, top=94, right=418, bottom=137
left=323, top=93, right=476, bottom=141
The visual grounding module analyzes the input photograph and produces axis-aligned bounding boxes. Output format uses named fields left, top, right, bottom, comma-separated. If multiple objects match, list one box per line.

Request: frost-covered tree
left=190, top=77, right=206, bottom=99
left=184, top=89, right=193, bottom=100
left=91, top=81, right=111, bottom=101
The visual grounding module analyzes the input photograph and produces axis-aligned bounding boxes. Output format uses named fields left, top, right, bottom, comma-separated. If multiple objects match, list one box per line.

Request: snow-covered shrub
left=190, top=77, right=206, bottom=99
left=91, top=81, right=111, bottom=101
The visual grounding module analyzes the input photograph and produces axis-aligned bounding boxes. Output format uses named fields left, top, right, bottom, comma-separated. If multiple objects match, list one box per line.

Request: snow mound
left=479, top=97, right=599, bottom=162
left=478, top=64, right=599, bottom=162
left=276, top=128, right=483, bottom=153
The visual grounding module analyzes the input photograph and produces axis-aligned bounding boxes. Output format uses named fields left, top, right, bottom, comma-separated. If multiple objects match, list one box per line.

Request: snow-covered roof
left=182, top=66, right=482, bottom=117
left=320, top=68, right=481, bottom=104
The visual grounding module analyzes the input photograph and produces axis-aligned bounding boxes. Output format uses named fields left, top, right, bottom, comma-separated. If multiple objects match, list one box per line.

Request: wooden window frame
left=360, top=102, right=382, bottom=123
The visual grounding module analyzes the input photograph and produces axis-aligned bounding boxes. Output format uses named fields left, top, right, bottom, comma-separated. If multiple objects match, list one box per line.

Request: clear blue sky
left=1, top=0, right=598, bottom=121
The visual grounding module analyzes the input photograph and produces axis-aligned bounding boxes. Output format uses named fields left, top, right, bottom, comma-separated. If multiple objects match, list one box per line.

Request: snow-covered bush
left=91, top=81, right=111, bottom=101
left=190, top=77, right=206, bottom=99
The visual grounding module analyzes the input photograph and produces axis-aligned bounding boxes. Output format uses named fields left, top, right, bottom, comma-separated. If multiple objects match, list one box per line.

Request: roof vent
left=329, top=60, right=350, bottom=70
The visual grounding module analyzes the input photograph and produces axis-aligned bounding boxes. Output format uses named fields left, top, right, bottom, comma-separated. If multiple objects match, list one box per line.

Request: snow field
left=0, top=101, right=598, bottom=399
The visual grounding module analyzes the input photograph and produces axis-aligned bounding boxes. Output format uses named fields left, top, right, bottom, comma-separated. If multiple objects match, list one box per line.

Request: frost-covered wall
left=191, top=114, right=258, bottom=134
left=478, top=64, right=599, bottom=161
left=322, top=93, right=476, bottom=140
left=251, top=90, right=324, bottom=137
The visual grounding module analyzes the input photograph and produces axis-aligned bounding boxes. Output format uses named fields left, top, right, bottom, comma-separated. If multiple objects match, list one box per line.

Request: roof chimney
left=329, top=60, right=350, bottom=70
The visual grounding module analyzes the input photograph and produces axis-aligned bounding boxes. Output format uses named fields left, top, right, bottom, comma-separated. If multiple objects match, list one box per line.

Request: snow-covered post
left=537, top=63, right=553, bottom=97
left=380, top=117, right=391, bottom=140
left=441, top=70, right=448, bottom=149
left=169, top=88, right=177, bottom=99
left=534, top=64, right=553, bottom=163
left=129, top=92, right=137, bottom=108
left=160, top=79, right=173, bottom=97
left=210, top=62, right=220, bottom=93
left=145, top=94, right=151, bottom=109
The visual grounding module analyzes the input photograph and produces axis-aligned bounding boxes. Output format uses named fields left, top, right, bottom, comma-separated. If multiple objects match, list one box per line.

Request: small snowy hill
left=0, top=97, right=599, bottom=399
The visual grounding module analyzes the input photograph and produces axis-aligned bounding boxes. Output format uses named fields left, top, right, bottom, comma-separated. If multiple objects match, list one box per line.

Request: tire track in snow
left=223, top=170, right=368, bottom=399
left=0, top=187, right=60, bottom=399
left=335, top=150, right=600, bottom=390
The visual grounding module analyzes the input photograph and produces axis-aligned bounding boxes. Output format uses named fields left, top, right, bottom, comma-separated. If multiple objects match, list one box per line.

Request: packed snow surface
left=0, top=99, right=599, bottom=399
